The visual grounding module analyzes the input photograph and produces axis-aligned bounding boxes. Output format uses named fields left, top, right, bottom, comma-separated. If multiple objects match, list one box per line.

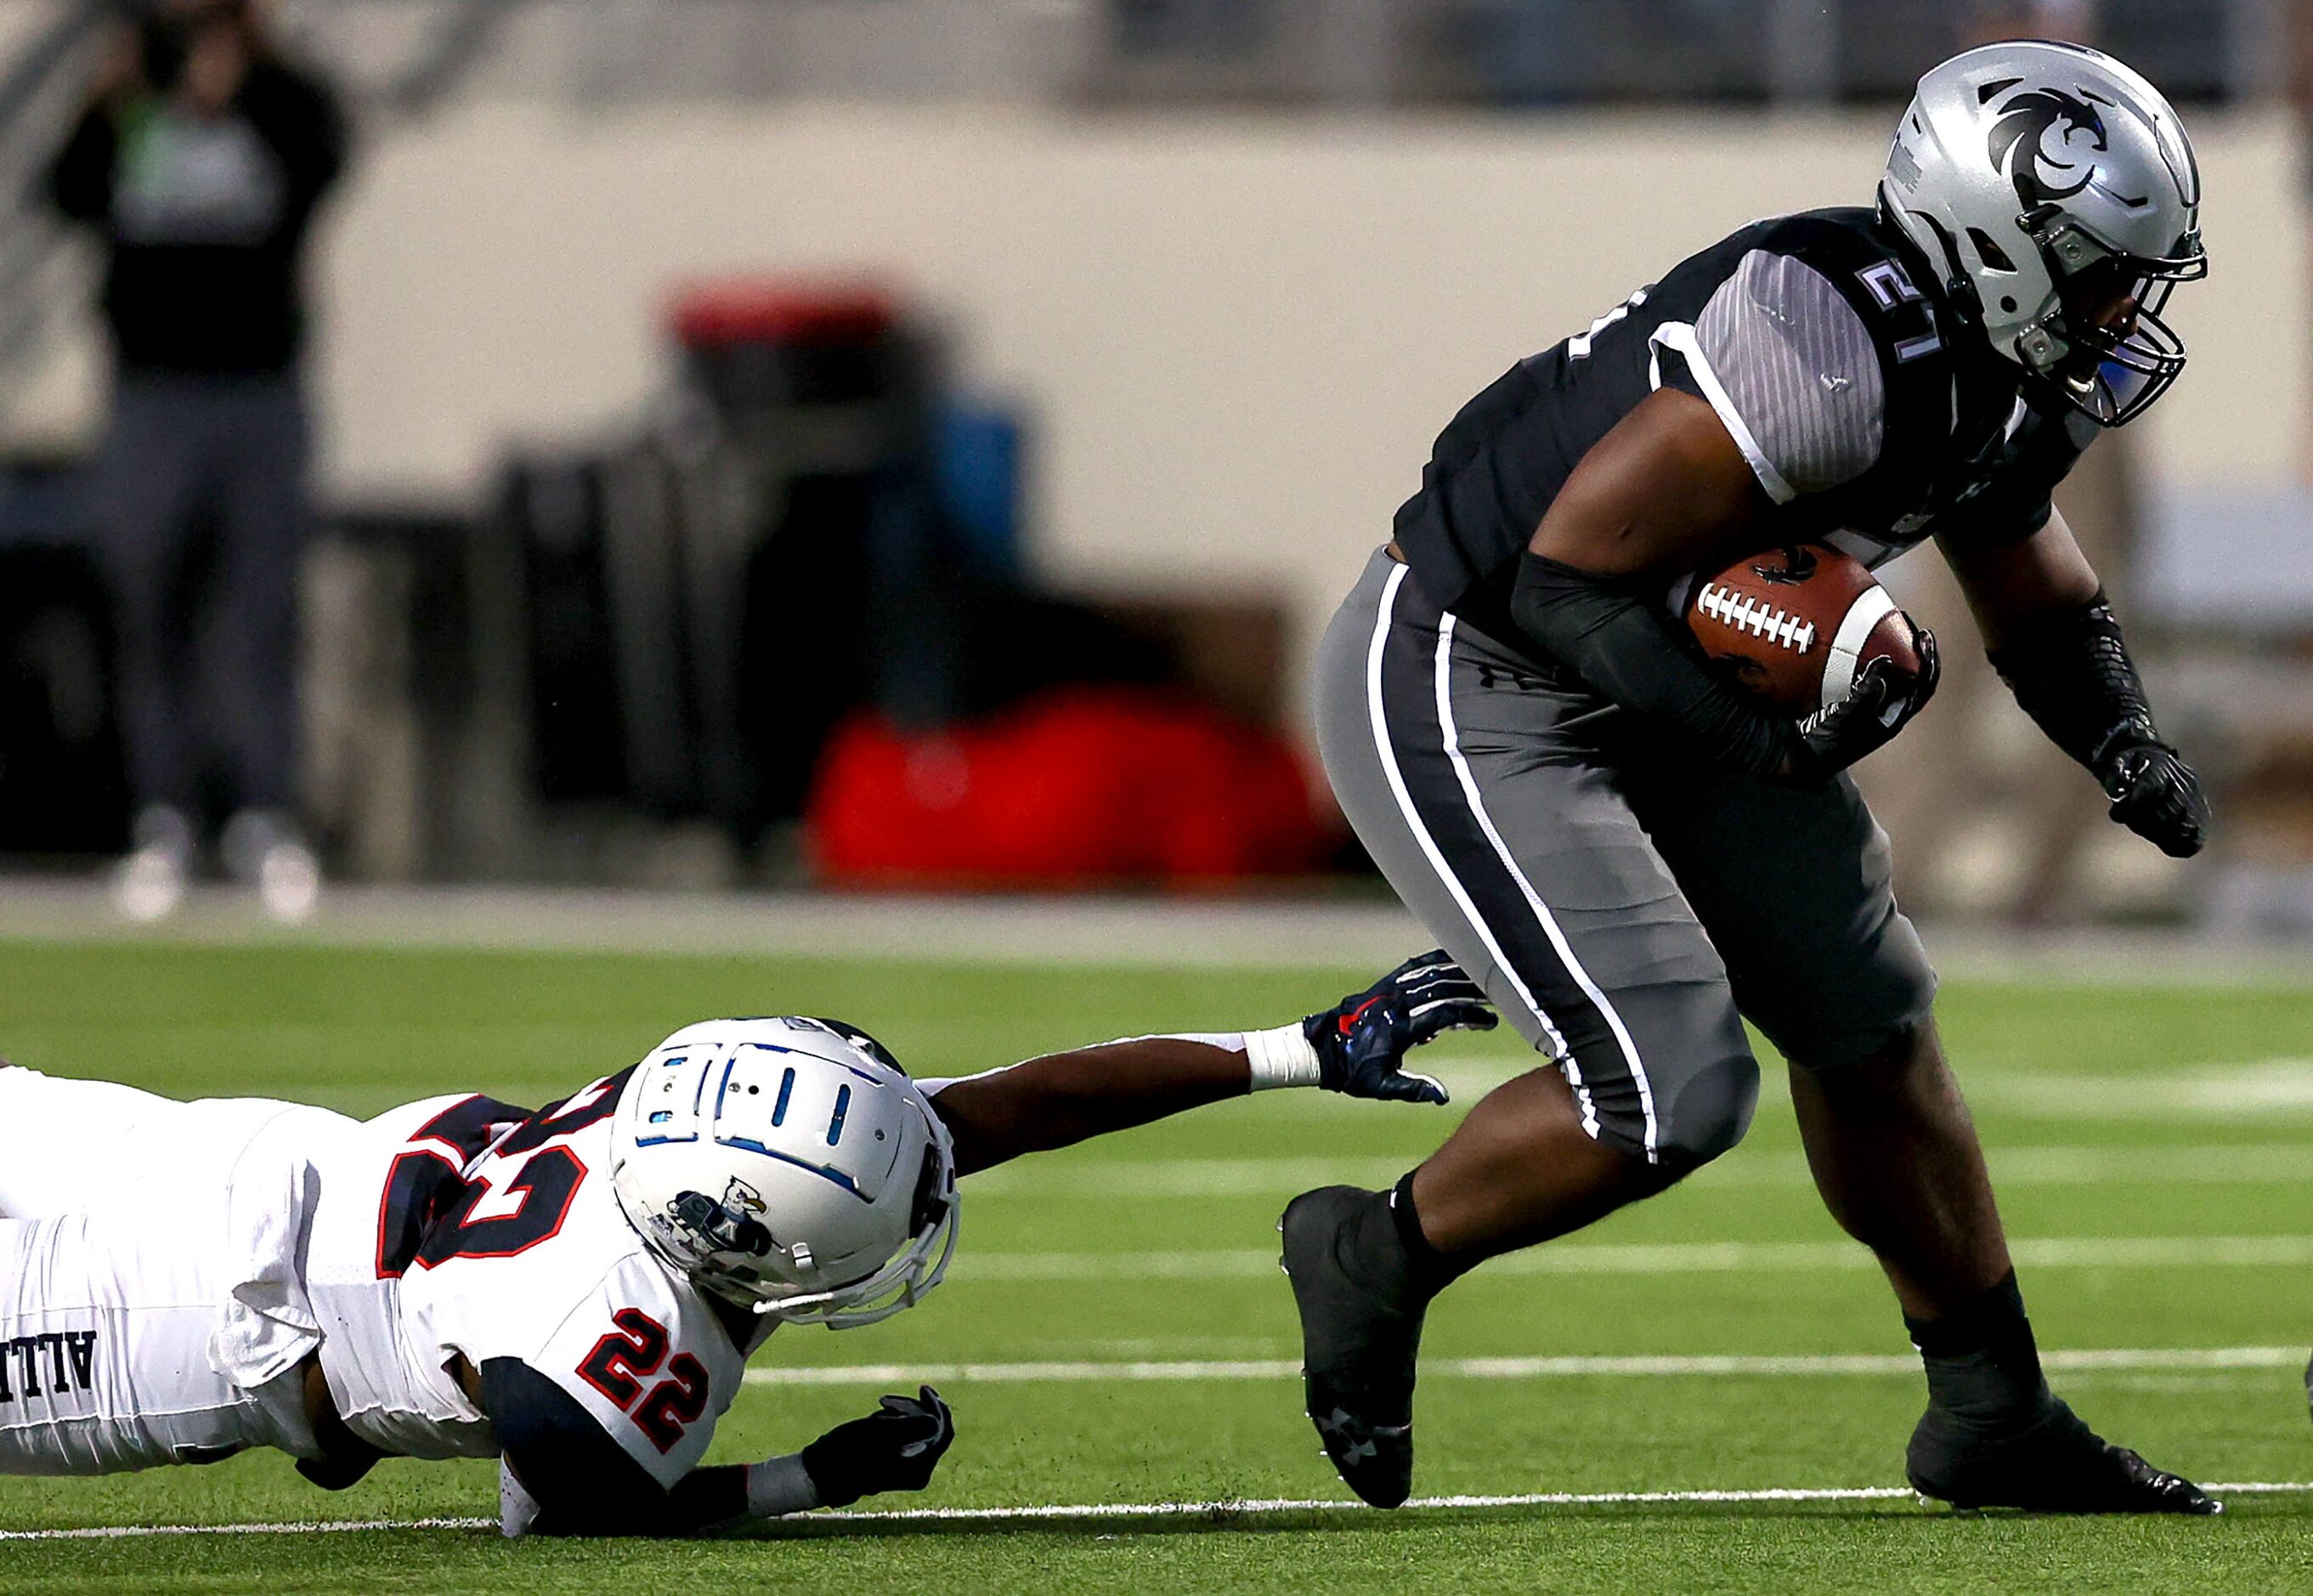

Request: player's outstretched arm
left=928, top=953, right=1494, bottom=1177
left=1942, top=512, right=2211, bottom=857
left=488, top=1356, right=953, bottom=1537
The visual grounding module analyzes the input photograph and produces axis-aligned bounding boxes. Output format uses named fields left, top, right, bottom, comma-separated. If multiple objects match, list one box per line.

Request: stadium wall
left=32, top=104, right=2304, bottom=688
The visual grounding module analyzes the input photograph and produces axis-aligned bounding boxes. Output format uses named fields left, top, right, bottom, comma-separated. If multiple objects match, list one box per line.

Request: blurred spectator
left=44, top=0, right=347, bottom=922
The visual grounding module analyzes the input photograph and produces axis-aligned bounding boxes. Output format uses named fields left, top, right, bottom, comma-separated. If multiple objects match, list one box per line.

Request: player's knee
left=1652, top=1050, right=1760, bottom=1173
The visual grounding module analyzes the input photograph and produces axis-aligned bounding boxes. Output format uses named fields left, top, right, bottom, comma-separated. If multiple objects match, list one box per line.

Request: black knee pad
left=1653, top=1050, right=1760, bottom=1172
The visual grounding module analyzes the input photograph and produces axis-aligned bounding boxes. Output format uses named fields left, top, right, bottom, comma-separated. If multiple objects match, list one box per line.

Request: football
left=1687, top=543, right=1922, bottom=718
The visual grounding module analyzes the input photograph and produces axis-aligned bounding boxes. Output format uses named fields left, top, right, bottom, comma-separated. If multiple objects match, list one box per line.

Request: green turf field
left=0, top=936, right=2307, bottom=1593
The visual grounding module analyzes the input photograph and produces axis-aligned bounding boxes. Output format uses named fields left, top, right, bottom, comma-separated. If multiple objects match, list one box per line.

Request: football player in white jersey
left=0, top=953, right=1489, bottom=1536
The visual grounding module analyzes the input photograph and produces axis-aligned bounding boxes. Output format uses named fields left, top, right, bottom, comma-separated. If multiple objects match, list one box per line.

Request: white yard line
left=749, top=1345, right=2306, bottom=1387
left=6, top=1483, right=2310, bottom=1541
left=957, top=1234, right=2313, bottom=1282
left=0, top=1516, right=500, bottom=1542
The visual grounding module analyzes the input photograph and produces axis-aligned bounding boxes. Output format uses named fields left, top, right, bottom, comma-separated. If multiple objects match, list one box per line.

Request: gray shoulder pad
left=1690, top=250, right=1885, bottom=501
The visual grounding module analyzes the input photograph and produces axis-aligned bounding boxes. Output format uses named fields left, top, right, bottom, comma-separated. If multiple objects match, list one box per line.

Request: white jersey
left=0, top=1068, right=334, bottom=1474
left=297, top=1072, right=773, bottom=1488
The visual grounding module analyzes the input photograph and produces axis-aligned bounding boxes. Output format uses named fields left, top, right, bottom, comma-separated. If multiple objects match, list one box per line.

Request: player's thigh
left=1314, top=554, right=1757, bottom=1167
left=0, top=1067, right=311, bottom=1219
left=1629, top=763, right=1937, bottom=1071
left=0, top=1214, right=311, bottom=1474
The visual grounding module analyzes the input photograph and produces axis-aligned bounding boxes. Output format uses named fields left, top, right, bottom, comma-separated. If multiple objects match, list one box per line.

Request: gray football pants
left=1315, top=550, right=1936, bottom=1169
left=90, top=372, right=313, bottom=818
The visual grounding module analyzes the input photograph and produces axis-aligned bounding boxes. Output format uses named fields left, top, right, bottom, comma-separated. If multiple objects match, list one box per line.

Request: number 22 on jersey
left=574, top=1308, right=713, bottom=1453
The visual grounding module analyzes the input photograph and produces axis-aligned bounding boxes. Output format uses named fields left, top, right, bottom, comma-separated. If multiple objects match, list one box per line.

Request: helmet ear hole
left=1966, top=226, right=2016, bottom=274
left=908, top=1140, right=949, bottom=1237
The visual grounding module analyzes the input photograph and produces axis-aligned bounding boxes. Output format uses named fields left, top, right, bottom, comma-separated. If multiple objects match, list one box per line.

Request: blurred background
left=0, top=0, right=2306, bottom=937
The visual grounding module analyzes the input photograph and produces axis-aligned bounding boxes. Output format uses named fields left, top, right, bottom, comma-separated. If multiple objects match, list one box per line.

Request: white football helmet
left=1879, top=40, right=2205, bottom=426
left=609, top=1016, right=957, bottom=1328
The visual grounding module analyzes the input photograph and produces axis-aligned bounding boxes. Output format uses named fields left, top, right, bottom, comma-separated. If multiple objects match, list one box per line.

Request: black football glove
left=1303, top=950, right=1496, bottom=1106
left=2098, top=740, right=2210, bottom=859
left=799, top=1386, right=954, bottom=1508
left=1783, top=627, right=1940, bottom=786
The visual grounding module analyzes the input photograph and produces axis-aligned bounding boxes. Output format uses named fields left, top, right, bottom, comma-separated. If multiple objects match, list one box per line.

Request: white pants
left=0, top=1067, right=323, bottom=1474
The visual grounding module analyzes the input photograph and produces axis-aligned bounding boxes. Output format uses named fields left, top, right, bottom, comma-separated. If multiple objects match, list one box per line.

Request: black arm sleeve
left=1984, top=591, right=2162, bottom=778
left=1510, top=552, right=1797, bottom=778
left=42, top=105, right=116, bottom=224
left=237, top=62, right=349, bottom=233
left=482, top=1357, right=744, bottom=1537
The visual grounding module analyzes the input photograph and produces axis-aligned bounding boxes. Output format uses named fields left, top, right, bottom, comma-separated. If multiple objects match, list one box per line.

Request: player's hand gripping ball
left=1303, top=950, right=1497, bottom=1106
left=1688, top=543, right=1927, bottom=716
left=1688, top=543, right=1939, bottom=780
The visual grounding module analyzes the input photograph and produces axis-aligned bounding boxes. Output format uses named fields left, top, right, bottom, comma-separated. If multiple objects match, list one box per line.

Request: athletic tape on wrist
left=1244, top=1023, right=1322, bottom=1091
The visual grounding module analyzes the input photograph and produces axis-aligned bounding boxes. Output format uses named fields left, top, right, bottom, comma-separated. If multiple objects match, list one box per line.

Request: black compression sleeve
left=43, top=105, right=116, bottom=224
left=483, top=1357, right=744, bottom=1537
left=1984, top=592, right=2162, bottom=776
left=1510, top=552, right=1797, bottom=778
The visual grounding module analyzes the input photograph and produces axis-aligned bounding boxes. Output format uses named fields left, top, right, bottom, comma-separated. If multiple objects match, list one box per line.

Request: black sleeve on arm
left=482, top=1357, right=744, bottom=1537
left=43, top=105, right=117, bottom=224
left=1984, top=591, right=2161, bottom=774
left=1510, top=552, right=1797, bottom=779
left=237, top=62, right=348, bottom=223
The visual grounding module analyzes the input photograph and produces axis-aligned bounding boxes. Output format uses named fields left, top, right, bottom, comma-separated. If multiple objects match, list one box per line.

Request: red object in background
left=806, top=689, right=1337, bottom=889
left=667, top=280, right=899, bottom=348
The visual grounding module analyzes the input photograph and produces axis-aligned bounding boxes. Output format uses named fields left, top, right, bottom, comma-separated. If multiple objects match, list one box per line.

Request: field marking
left=964, top=1143, right=2313, bottom=1198
left=8, top=1483, right=2311, bottom=1542
left=1971, top=1060, right=2313, bottom=1120
left=960, top=1234, right=2313, bottom=1282
left=0, top=1516, right=499, bottom=1542
left=750, top=1345, right=2306, bottom=1388
left=8, top=881, right=2313, bottom=986
left=820, top=1482, right=2313, bottom=1521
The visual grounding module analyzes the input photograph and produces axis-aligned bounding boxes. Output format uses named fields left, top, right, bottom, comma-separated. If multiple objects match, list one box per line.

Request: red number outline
left=575, top=1308, right=669, bottom=1409
left=374, top=1140, right=590, bottom=1280
left=415, top=1146, right=589, bottom=1267
left=632, top=1353, right=711, bottom=1453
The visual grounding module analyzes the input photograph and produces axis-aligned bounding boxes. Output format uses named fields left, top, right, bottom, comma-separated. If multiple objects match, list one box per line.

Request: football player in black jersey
left=1285, top=40, right=2217, bottom=1515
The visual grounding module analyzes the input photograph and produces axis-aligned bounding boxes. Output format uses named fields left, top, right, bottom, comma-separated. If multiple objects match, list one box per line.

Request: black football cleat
left=1280, top=1186, right=1425, bottom=1508
left=1907, top=1395, right=2220, bottom=1515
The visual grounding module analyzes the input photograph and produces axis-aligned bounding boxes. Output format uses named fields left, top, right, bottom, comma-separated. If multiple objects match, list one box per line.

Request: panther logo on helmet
left=1987, top=86, right=2111, bottom=211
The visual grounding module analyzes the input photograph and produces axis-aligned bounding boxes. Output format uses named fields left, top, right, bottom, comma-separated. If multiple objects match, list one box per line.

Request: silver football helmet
left=1880, top=40, right=2206, bottom=426
left=609, top=1016, right=957, bottom=1328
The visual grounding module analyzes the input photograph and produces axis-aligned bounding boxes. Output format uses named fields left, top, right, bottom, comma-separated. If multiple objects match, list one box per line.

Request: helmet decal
left=1988, top=87, right=2109, bottom=210
left=670, top=1183, right=776, bottom=1259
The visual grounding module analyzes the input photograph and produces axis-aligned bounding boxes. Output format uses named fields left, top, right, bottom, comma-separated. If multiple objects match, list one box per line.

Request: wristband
left=746, top=1453, right=821, bottom=1518
left=1245, top=1023, right=1322, bottom=1091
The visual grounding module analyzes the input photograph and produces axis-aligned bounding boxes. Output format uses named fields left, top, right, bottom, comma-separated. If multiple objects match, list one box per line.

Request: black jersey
left=1392, top=207, right=2100, bottom=639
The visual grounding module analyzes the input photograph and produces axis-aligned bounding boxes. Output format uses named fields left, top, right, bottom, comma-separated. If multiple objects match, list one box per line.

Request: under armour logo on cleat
left=1315, top=1407, right=1377, bottom=1459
